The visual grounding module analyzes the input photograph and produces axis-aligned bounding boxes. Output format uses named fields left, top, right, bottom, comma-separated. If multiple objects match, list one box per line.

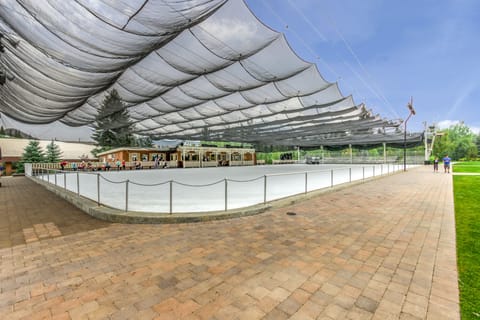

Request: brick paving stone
left=0, top=167, right=460, bottom=319
left=346, top=306, right=374, bottom=320
left=355, top=295, right=379, bottom=313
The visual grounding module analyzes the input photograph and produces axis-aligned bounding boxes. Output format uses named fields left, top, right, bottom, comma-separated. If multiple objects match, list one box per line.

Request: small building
left=178, top=145, right=256, bottom=168
left=96, top=145, right=256, bottom=169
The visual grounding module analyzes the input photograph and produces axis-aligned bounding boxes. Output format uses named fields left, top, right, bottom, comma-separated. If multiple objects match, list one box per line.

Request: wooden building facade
left=96, top=146, right=256, bottom=168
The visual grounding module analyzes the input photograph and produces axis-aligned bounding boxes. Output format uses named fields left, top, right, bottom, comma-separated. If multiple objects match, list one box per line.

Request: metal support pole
left=64, top=172, right=67, bottom=190
left=383, top=142, right=387, bottom=164
left=330, top=169, right=334, bottom=187
left=263, top=175, right=267, bottom=204
left=404, top=126, right=407, bottom=171
left=404, top=98, right=416, bottom=171
left=362, top=167, right=365, bottom=180
left=349, top=144, right=353, bottom=164
left=373, top=165, right=375, bottom=177
left=349, top=168, right=352, bottom=182
left=125, top=180, right=129, bottom=212
left=304, top=172, right=308, bottom=194
left=169, top=180, right=173, bottom=214
left=224, top=179, right=228, bottom=211
left=54, top=172, right=57, bottom=186
left=97, top=173, right=100, bottom=206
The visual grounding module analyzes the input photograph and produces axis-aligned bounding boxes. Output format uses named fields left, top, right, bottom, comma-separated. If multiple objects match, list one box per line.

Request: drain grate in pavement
left=286, top=212, right=297, bottom=216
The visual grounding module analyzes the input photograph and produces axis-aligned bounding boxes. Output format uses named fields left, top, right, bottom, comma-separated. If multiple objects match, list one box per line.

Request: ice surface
left=37, top=164, right=409, bottom=213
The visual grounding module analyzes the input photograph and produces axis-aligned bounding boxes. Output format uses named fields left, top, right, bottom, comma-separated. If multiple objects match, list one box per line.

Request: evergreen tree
left=91, top=89, right=134, bottom=149
left=45, top=140, right=62, bottom=163
left=17, top=140, right=45, bottom=173
left=133, top=136, right=154, bottom=147
left=0, top=126, right=5, bottom=136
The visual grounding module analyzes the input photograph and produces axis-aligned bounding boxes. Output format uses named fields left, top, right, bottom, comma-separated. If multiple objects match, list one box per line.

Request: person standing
left=60, top=160, right=67, bottom=171
left=433, top=157, right=439, bottom=172
left=442, top=155, right=451, bottom=173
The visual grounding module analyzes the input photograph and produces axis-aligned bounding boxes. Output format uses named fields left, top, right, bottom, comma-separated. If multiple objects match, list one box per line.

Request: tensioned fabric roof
left=0, top=0, right=422, bottom=147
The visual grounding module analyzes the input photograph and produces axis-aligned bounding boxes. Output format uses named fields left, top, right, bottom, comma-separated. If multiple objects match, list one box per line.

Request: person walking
left=442, top=155, right=451, bottom=173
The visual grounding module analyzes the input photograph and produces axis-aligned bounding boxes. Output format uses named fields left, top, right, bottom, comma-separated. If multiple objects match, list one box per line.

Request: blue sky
left=2, top=0, right=479, bottom=140
left=245, top=0, right=480, bottom=134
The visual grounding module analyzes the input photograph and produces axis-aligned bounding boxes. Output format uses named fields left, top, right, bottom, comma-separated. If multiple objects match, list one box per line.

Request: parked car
left=306, top=156, right=320, bottom=164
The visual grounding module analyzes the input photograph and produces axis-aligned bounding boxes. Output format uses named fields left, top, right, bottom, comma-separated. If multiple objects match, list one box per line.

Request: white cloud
left=436, top=120, right=479, bottom=134
left=436, top=120, right=460, bottom=129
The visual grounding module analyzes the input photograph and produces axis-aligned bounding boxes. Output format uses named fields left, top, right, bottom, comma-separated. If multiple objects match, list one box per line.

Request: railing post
left=330, top=169, right=334, bottom=187
left=48, top=170, right=50, bottom=183
left=64, top=172, right=67, bottom=190
left=125, top=180, right=129, bottom=212
left=362, top=167, right=365, bottom=180
left=54, top=171, right=57, bottom=186
left=304, top=172, right=308, bottom=195
left=97, top=173, right=100, bottom=206
left=224, top=179, right=228, bottom=211
left=349, top=168, right=352, bottom=182
left=264, top=175, right=267, bottom=204
left=76, top=172, right=80, bottom=196
left=373, top=165, right=375, bottom=177
left=169, top=180, right=173, bottom=215
left=381, top=164, right=383, bottom=175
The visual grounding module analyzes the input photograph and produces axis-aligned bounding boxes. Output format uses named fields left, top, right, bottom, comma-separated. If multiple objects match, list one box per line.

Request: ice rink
left=36, top=163, right=408, bottom=213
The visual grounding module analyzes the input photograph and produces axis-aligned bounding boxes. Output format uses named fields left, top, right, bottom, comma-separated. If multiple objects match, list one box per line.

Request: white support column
left=349, top=144, right=353, bottom=164
left=182, top=147, right=185, bottom=168
left=321, top=145, right=324, bottom=164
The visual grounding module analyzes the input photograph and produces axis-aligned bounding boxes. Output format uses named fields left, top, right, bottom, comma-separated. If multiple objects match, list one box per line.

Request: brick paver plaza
left=0, top=166, right=459, bottom=319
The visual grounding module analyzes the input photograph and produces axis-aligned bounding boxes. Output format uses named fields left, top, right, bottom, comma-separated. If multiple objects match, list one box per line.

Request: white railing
left=28, top=163, right=410, bottom=214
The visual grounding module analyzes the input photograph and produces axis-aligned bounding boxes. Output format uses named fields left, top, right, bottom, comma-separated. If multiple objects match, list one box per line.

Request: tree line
left=432, top=122, right=479, bottom=161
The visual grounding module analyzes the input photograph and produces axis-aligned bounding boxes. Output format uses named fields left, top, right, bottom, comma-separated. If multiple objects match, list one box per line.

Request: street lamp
left=404, top=97, right=416, bottom=171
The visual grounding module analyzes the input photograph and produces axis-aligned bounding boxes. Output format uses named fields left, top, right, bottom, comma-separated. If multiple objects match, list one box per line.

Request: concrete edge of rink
left=27, top=168, right=407, bottom=224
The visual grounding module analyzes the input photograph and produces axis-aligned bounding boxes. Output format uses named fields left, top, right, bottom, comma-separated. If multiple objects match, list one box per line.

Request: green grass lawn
left=453, top=161, right=480, bottom=173
left=453, top=164, right=480, bottom=319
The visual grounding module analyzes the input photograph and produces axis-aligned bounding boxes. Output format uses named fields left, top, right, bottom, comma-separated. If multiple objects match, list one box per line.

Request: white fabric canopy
left=0, top=0, right=420, bottom=146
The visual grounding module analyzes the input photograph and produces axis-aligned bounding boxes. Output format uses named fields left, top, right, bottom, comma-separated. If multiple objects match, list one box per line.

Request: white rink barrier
left=29, top=164, right=412, bottom=214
